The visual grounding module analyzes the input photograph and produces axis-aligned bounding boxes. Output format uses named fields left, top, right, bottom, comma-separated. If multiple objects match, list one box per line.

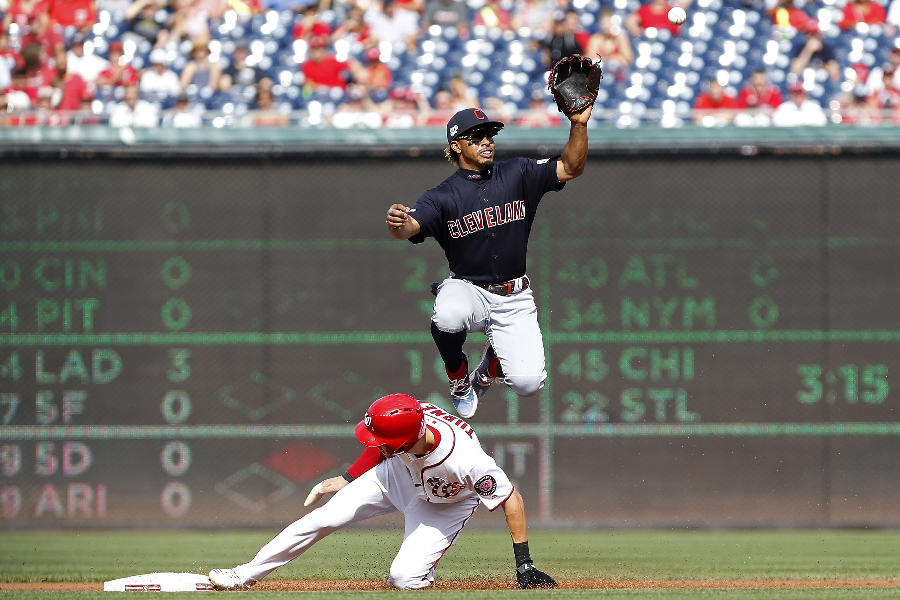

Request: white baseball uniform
left=432, top=278, right=547, bottom=397
left=226, top=403, right=514, bottom=590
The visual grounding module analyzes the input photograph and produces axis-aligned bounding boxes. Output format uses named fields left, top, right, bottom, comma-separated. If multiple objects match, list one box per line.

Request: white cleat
left=449, top=352, right=478, bottom=418
left=450, top=384, right=478, bottom=419
left=209, top=569, right=250, bottom=590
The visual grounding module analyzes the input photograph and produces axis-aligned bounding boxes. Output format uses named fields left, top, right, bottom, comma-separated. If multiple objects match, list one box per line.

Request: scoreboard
left=2, top=154, right=900, bottom=527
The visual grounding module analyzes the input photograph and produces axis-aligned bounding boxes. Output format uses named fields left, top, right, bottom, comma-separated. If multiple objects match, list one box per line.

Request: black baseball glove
left=547, top=54, right=603, bottom=117
left=516, top=562, right=557, bottom=589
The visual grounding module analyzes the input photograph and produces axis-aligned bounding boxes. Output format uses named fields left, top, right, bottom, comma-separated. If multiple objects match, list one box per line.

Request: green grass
left=1, top=530, right=900, bottom=599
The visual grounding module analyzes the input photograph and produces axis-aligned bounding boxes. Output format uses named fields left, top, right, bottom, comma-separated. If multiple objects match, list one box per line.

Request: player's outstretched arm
left=386, top=203, right=421, bottom=240
left=305, top=446, right=385, bottom=506
left=557, top=105, right=592, bottom=183
left=501, top=490, right=558, bottom=589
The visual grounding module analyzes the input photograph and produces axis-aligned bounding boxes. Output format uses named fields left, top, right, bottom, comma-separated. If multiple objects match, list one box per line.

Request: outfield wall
left=2, top=133, right=900, bottom=528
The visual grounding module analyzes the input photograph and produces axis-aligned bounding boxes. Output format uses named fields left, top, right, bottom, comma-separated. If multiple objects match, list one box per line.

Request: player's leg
left=431, top=279, right=490, bottom=417
left=386, top=496, right=480, bottom=589
left=217, top=467, right=398, bottom=587
left=471, top=338, right=501, bottom=399
left=486, top=288, right=546, bottom=397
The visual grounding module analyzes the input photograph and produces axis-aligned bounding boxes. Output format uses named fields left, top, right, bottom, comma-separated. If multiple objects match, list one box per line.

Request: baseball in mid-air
left=668, top=6, right=686, bottom=24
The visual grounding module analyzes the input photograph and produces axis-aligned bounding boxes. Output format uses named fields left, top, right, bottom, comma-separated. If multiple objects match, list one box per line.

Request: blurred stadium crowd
left=0, top=0, right=898, bottom=127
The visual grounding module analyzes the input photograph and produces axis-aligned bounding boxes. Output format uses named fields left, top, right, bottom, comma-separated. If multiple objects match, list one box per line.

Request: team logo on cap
left=449, top=125, right=458, bottom=137
left=364, top=413, right=372, bottom=428
left=475, top=475, right=497, bottom=496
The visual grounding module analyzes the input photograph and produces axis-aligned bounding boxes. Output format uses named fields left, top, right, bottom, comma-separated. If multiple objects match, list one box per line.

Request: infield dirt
left=3, top=579, right=900, bottom=591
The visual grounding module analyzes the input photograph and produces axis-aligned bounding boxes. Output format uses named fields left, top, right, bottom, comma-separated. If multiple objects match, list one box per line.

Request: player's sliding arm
left=386, top=203, right=421, bottom=240
left=501, top=490, right=557, bottom=589
left=501, top=489, right=528, bottom=542
left=556, top=105, right=592, bottom=183
left=304, top=446, right=385, bottom=506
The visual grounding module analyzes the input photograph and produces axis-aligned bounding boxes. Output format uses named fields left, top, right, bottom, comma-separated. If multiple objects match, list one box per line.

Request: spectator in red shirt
left=96, top=41, right=140, bottom=88
left=585, top=10, right=634, bottom=75
left=380, top=86, right=430, bottom=128
left=4, top=0, right=50, bottom=31
left=565, top=10, right=591, bottom=50
left=50, top=47, right=89, bottom=109
left=49, top=0, right=98, bottom=30
left=840, top=0, right=887, bottom=29
left=738, top=69, right=784, bottom=112
left=292, top=4, right=332, bottom=41
left=20, top=14, right=65, bottom=58
left=330, top=8, right=370, bottom=46
left=21, top=42, right=55, bottom=98
left=770, top=0, right=811, bottom=30
left=301, top=36, right=349, bottom=90
left=694, top=79, right=739, bottom=123
left=626, top=0, right=691, bottom=37
left=473, top=0, right=512, bottom=30
left=360, top=45, right=392, bottom=90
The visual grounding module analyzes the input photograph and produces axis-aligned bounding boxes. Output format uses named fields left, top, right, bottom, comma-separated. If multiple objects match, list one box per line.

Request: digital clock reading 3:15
left=796, top=364, right=889, bottom=404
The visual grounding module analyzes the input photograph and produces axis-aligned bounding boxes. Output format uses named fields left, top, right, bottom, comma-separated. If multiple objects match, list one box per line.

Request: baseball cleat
left=471, top=341, right=500, bottom=399
left=449, top=352, right=478, bottom=418
left=208, top=569, right=250, bottom=590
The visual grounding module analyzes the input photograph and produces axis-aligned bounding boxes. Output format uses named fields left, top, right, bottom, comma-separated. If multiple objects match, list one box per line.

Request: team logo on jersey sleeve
left=475, top=475, right=497, bottom=496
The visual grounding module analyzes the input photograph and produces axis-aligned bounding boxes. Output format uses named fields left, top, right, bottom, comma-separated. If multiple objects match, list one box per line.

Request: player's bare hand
left=304, top=476, right=349, bottom=507
left=568, top=103, right=593, bottom=126
left=386, top=204, right=411, bottom=230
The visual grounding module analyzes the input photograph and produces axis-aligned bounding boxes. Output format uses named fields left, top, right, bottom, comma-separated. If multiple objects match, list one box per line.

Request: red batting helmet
left=355, top=394, right=425, bottom=454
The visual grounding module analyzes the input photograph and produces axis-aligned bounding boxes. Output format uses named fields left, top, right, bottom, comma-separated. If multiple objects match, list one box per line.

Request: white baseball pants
left=432, top=278, right=547, bottom=397
left=232, top=457, right=480, bottom=589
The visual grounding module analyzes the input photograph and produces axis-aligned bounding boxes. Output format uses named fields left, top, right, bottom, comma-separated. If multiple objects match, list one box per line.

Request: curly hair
left=444, top=146, right=460, bottom=165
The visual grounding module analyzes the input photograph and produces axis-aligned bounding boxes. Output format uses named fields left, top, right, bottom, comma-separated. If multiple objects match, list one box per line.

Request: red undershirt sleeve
left=346, top=446, right=385, bottom=480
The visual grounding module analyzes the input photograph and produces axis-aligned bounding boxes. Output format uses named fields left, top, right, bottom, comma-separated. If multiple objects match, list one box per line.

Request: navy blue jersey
left=409, top=157, right=564, bottom=284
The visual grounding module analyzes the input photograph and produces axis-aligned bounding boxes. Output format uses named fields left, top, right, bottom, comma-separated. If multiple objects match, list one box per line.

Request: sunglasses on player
left=457, top=127, right=502, bottom=141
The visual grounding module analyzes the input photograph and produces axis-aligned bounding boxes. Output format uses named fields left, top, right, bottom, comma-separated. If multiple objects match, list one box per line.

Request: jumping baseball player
left=209, top=393, right=556, bottom=590
left=385, top=103, right=592, bottom=418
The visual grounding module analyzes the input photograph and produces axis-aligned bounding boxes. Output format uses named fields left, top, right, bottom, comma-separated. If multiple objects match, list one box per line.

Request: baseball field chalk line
left=3, top=578, right=900, bottom=591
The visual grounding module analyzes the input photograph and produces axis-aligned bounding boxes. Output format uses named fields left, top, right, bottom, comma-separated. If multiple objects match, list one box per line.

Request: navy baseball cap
left=447, top=108, right=504, bottom=144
